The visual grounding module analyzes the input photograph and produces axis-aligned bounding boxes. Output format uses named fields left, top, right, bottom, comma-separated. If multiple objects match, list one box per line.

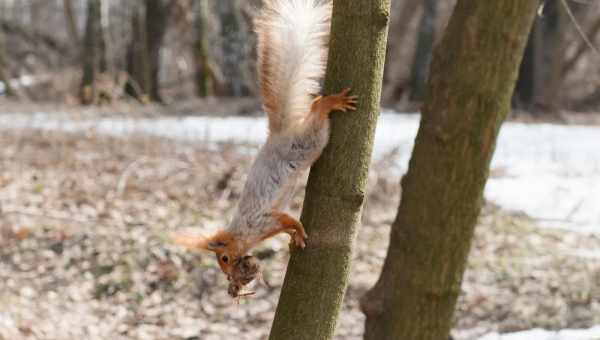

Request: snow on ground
left=0, top=111, right=598, bottom=232
left=479, top=326, right=600, bottom=340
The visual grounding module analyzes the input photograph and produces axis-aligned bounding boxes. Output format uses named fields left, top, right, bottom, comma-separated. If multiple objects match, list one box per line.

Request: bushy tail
left=255, top=0, right=332, bottom=133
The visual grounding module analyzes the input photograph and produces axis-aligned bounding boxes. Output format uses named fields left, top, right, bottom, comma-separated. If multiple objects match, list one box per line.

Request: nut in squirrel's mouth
left=227, top=255, right=261, bottom=298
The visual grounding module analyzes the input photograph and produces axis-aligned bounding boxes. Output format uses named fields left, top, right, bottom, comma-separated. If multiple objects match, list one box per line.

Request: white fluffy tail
left=255, top=0, right=332, bottom=133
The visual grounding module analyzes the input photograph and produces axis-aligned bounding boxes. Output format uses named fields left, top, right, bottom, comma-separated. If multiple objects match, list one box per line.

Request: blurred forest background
left=0, top=0, right=599, bottom=116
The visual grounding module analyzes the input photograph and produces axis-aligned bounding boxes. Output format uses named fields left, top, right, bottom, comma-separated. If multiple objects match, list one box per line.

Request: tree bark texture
left=268, top=1, right=391, bottom=340
left=80, top=0, right=108, bottom=105
left=361, top=1, right=537, bottom=340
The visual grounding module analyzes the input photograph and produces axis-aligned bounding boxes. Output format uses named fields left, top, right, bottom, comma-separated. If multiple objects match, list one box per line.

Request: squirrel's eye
left=221, top=255, right=229, bottom=263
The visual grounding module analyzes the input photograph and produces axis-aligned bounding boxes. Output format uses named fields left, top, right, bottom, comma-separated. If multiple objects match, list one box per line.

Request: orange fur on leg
left=248, top=212, right=308, bottom=249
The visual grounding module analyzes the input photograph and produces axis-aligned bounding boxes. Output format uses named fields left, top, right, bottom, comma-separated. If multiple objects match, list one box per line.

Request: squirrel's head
left=172, top=230, right=243, bottom=276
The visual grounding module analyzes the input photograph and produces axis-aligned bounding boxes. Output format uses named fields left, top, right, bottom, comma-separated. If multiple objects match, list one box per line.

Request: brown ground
left=0, top=129, right=598, bottom=340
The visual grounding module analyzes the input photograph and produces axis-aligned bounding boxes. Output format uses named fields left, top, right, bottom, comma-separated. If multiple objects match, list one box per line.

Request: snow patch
left=0, top=111, right=598, bottom=233
left=479, top=326, right=600, bottom=340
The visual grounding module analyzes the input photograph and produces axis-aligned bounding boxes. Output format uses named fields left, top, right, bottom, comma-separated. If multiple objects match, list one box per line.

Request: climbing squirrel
left=174, top=0, right=357, bottom=277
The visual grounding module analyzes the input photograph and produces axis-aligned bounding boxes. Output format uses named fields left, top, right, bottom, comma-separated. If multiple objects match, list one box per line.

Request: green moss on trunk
left=362, top=1, right=538, bottom=340
left=268, top=1, right=391, bottom=340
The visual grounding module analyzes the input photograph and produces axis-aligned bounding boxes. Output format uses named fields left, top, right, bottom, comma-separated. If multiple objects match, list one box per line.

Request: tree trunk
left=0, top=30, right=15, bottom=97
left=514, top=29, right=536, bottom=108
left=194, top=0, right=215, bottom=97
left=217, top=0, right=249, bottom=96
left=80, top=0, right=108, bottom=105
left=268, top=1, right=391, bottom=340
left=63, top=0, right=80, bottom=45
left=409, top=0, right=437, bottom=101
left=125, top=6, right=151, bottom=102
left=145, top=0, right=172, bottom=102
left=536, top=0, right=566, bottom=114
left=382, top=0, right=421, bottom=102
left=361, top=1, right=537, bottom=340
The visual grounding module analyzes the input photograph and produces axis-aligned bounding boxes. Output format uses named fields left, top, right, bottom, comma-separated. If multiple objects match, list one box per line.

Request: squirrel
left=173, top=0, right=357, bottom=277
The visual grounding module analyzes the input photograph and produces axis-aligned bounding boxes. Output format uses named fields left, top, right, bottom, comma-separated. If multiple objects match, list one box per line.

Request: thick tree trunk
left=80, top=0, right=108, bottom=105
left=361, top=1, right=537, bottom=340
left=268, top=2, right=391, bottom=340
left=194, top=0, right=215, bottom=97
left=409, top=0, right=437, bottom=101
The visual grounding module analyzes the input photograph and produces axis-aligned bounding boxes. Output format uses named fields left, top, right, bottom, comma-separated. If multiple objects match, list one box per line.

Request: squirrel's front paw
left=291, top=231, right=307, bottom=249
left=332, top=88, right=358, bottom=112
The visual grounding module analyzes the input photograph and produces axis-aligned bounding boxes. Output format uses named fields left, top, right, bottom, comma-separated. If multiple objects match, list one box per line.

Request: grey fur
left=228, top=115, right=330, bottom=243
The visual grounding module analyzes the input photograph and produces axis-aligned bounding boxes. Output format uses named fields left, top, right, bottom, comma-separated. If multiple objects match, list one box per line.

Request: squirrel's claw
left=293, top=232, right=307, bottom=249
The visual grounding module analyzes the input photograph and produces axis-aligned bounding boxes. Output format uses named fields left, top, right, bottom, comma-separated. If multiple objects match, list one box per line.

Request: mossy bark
left=268, top=1, right=391, bottom=340
left=361, top=1, right=537, bottom=340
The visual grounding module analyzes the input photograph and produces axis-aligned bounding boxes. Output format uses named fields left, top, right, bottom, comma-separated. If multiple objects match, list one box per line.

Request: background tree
left=0, top=29, right=15, bottom=97
left=63, top=0, right=81, bottom=46
left=268, top=1, right=391, bottom=340
left=216, top=0, right=249, bottom=96
left=194, top=0, right=216, bottom=97
left=360, top=1, right=538, bottom=339
left=80, top=0, right=108, bottom=105
left=125, top=0, right=172, bottom=102
left=408, top=0, right=437, bottom=101
left=515, top=1, right=566, bottom=114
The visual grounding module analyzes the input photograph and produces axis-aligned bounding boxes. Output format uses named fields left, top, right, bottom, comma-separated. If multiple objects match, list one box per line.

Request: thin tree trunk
left=194, top=0, right=215, bottom=97
left=515, top=30, right=536, bottom=109
left=217, top=0, right=249, bottom=96
left=268, top=1, right=391, bottom=340
left=145, top=0, right=172, bottom=102
left=63, top=0, right=80, bottom=45
left=0, top=30, right=15, bottom=97
left=409, top=0, right=437, bottom=101
left=562, top=16, right=600, bottom=77
left=537, top=0, right=566, bottom=113
left=80, top=0, right=108, bottom=105
left=125, top=6, right=151, bottom=101
left=382, top=0, right=421, bottom=102
left=361, top=1, right=537, bottom=339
